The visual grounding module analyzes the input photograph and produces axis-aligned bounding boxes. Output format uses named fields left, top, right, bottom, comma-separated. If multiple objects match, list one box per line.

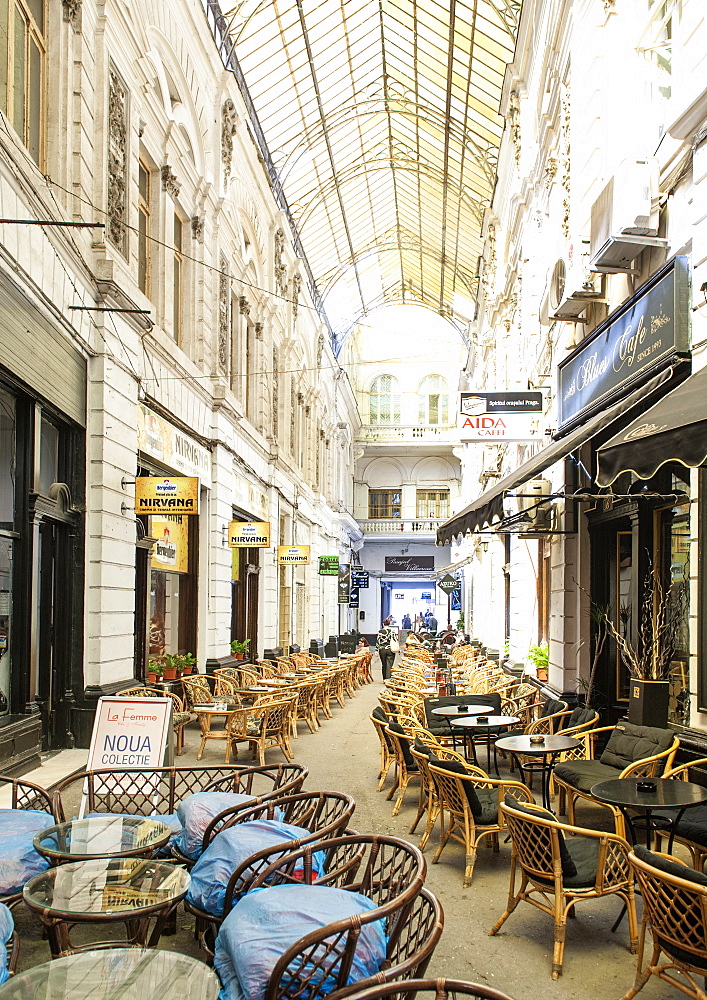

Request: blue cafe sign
left=557, top=257, right=690, bottom=431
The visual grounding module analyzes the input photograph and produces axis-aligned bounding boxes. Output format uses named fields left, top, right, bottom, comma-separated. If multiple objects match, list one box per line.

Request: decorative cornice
left=62, top=0, right=81, bottom=25
left=191, top=215, right=205, bottom=243
left=221, top=99, right=239, bottom=179
left=161, top=164, right=181, bottom=198
left=239, top=295, right=250, bottom=316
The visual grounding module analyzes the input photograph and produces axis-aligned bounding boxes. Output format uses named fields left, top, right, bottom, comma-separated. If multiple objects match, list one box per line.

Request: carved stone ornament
left=191, top=215, right=205, bottom=242
left=602, top=0, right=616, bottom=12
left=62, top=0, right=81, bottom=24
left=272, top=346, right=279, bottom=439
left=161, top=164, right=181, bottom=198
left=508, top=90, right=521, bottom=167
left=239, top=295, right=250, bottom=316
left=221, top=99, right=239, bottom=179
left=218, top=254, right=230, bottom=376
left=107, top=66, right=128, bottom=254
left=544, top=155, right=558, bottom=189
left=274, top=228, right=288, bottom=296
left=292, top=272, right=302, bottom=319
left=255, top=322, right=263, bottom=340
left=316, top=332, right=324, bottom=368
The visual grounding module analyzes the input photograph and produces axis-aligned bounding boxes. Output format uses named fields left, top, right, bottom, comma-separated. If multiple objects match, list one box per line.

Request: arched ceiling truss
left=216, top=0, right=520, bottom=346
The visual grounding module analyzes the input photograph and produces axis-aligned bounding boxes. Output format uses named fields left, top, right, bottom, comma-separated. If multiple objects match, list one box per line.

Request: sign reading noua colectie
left=135, top=476, right=199, bottom=515
left=278, top=545, right=310, bottom=564
left=229, top=521, right=271, bottom=547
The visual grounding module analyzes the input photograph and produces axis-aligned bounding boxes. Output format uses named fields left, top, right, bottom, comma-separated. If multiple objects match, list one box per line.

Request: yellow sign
left=229, top=521, right=271, bottom=547
left=232, top=546, right=240, bottom=582
left=135, top=476, right=199, bottom=515
left=278, top=545, right=310, bottom=565
left=151, top=515, right=189, bottom=574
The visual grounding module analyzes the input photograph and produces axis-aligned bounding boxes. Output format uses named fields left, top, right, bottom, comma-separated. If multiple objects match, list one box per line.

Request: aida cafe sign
left=458, top=392, right=543, bottom=441
left=229, top=521, right=271, bottom=548
left=135, top=476, right=199, bottom=515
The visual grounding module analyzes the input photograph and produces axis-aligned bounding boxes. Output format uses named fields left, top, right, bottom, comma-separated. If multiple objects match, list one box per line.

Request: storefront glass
left=148, top=512, right=192, bottom=657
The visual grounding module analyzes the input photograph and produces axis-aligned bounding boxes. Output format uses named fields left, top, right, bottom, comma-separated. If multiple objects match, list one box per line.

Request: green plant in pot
left=162, top=652, right=196, bottom=680
left=526, top=642, right=549, bottom=681
left=230, top=639, right=250, bottom=661
left=147, top=658, right=164, bottom=684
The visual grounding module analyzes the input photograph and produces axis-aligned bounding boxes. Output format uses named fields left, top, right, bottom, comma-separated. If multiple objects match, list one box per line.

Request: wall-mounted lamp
left=479, top=539, right=489, bottom=553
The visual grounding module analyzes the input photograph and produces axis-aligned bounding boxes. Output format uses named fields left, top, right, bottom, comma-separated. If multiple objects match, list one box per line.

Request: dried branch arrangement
left=603, top=564, right=688, bottom=681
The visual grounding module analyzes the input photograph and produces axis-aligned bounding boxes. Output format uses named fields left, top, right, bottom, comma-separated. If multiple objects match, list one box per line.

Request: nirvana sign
left=557, top=257, right=689, bottom=431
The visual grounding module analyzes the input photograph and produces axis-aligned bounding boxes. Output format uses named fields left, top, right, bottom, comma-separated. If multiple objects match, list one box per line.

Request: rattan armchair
left=225, top=697, right=296, bottom=765
left=338, top=977, right=517, bottom=1000
left=186, top=789, right=356, bottom=955
left=653, top=756, right=707, bottom=868
left=385, top=722, right=422, bottom=816
left=427, top=751, right=534, bottom=886
left=622, top=846, right=707, bottom=1000
left=117, top=685, right=192, bottom=755
left=553, top=723, right=680, bottom=824
left=371, top=709, right=395, bottom=793
left=490, top=797, right=638, bottom=978
left=0, top=775, right=58, bottom=908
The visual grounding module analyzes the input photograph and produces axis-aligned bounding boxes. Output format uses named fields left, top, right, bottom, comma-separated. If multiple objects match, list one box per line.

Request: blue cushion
left=174, top=792, right=255, bottom=860
left=214, top=884, right=387, bottom=1000
left=0, top=902, right=13, bottom=984
left=0, top=809, right=52, bottom=897
left=187, top=819, right=323, bottom=916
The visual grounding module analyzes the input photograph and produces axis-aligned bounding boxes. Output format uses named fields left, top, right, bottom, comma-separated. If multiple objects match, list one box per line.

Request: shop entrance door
left=36, top=518, right=72, bottom=749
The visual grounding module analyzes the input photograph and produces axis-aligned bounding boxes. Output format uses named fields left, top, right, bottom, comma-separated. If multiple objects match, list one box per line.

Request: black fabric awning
left=437, top=368, right=675, bottom=545
left=597, top=365, right=707, bottom=487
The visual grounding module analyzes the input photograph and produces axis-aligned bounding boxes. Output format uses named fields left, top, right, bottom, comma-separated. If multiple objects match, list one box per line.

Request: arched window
left=418, top=375, right=449, bottom=425
left=369, top=375, right=401, bottom=425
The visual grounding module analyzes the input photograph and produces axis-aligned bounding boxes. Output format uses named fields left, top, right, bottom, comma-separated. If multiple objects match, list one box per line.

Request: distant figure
left=427, top=614, right=438, bottom=632
left=376, top=621, right=398, bottom=680
left=401, top=613, right=411, bottom=630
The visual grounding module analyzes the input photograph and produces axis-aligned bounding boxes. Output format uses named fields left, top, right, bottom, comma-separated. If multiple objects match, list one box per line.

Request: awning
left=597, top=365, right=707, bottom=487
left=437, top=367, right=675, bottom=544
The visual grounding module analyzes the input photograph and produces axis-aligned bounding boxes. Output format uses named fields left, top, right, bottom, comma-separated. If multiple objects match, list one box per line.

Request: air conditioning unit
left=589, top=159, right=667, bottom=272
left=502, top=479, right=552, bottom=528
left=548, top=257, right=605, bottom=320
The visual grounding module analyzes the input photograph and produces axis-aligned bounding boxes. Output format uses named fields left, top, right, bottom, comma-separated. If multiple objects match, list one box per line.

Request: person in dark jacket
left=376, top=621, right=398, bottom=679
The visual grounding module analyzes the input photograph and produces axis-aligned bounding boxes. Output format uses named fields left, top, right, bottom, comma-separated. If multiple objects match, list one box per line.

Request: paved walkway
left=15, top=673, right=661, bottom=998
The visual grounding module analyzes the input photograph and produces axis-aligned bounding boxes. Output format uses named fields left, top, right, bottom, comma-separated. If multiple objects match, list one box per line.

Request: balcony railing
left=358, top=518, right=444, bottom=534
left=359, top=424, right=458, bottom=443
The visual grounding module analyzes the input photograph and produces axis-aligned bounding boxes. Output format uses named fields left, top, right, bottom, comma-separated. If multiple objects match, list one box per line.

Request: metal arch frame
left=332, top=295, right=471, bottom=355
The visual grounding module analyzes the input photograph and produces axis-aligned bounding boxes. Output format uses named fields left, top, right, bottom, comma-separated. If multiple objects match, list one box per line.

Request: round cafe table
left=430, top=704, right=488, bottom=718
left=495, top=734, right=580, bottom=809
left=23, top=857, right=190, bottom=958
left=450, top=715, right=520, bottom=774
left=591, top=777, right=707, bottom=850
left=0, top=948, right=220, bottom=1000
left=34, top=816, right=172, bottom=865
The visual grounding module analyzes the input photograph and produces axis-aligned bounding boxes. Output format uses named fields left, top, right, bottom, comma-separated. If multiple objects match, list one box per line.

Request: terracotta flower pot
left=163, top=666, right=177, bottom=680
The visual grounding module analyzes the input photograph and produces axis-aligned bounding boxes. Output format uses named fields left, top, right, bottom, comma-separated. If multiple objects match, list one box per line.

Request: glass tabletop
left=590, top=777, right=707, bottom=810
left=430, top=704, right=488, bottom=717
left=23, top=858, right=190, bottom=917
left=450, top=715, right=520, bottom=728
left=0, top=948, right=219, bottom=1000
left=495, top=734, right=581, bottom=753
left=34, top=817, right=171, bottom=860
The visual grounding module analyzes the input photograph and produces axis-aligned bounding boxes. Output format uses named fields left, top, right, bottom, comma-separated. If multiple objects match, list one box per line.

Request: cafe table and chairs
left=0, top=948, right=220, bottom=999
left=590, top=776, right=707, bottom=850
left=33, top=816, right=172, bottom=866
left=192, top=704, right=242, bottom=761
left=449, top=715, right=520, bottom=775
left=494, top=734, right=581, bottom=809
left=22, top=857, right=190, bottom=958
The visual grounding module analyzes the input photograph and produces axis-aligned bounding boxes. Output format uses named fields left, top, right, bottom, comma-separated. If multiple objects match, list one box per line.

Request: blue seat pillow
left=174, top=792, right=261, bottom=860
left=0, top=809, right=53, bottom=897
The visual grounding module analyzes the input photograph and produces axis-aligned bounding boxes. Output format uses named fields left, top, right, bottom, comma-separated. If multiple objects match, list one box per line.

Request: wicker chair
left=524, top=699, right=569, bottom=736
left=186, top=790, right=356, bottom=955
left=225, top=697, right=297, bottom=765
left=225, top=834, right=426, bottom=1000
left=370, top=709, right=395, bottom=793
left=117, top=685, right=192, bottom=755
left=490, top=796, right=638, bottom=978
left=622, top=846, right=707, bottom=1000
left=328, top=890, right=444, bottom=999
left=654, top=756, right=707, bottom=869
left=385, top=723, right=422, bottom=816
left=0, top=775, right=58, bottom=908
left=553, top=723, right=680, bottom=825
left=427, top=751, right=533, bottom=886
left=338, top=977, right=517, bottom=1000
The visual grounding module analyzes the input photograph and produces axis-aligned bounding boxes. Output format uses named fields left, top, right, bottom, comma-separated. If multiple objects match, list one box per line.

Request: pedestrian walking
left=376, top=619, right=399, bottom=680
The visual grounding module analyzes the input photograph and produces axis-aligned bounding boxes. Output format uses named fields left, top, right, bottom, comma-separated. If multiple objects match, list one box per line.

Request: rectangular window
left=369, top=490, right=401, bottom=519
left=172, top=213, right=183, bottom=342
left=138, top=161, right=151, bottom=296
left=416, top=490, right=449, bottom=518
left=0, top=0, right=45, bottom=164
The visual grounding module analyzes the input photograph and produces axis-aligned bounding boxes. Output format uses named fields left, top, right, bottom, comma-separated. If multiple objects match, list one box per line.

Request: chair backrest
left=181, top=673, right=214, bottom=707
left=0, top=774, right=56, bottom=817
left=53, top=762, right=307, bottom=821
left=335, top=977, right=518, bottom=1000
left=117, top=685, right=186, bottom=711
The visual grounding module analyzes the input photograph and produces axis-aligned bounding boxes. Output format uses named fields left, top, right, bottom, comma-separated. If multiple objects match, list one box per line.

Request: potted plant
left=602, top=564, right=687, bottom=728
left=147, top=658, right=163, bottom=685
left=230, top=639, right=250, bottom=661
left=162, top=652, right=196, bottom=681
left=526, top=642, right=549, bottom=682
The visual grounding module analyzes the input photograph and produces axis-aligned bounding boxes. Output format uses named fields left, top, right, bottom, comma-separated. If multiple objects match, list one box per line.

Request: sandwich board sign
left=80, top=697, right=173, bottom=817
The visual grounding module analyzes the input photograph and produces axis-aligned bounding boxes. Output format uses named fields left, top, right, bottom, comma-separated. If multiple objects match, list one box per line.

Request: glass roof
left=216, top=0, right=521, bottom=342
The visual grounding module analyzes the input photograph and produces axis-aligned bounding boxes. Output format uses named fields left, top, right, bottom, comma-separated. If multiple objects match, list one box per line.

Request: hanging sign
left=319, top=555, right=340, bottom=575
left=151, top=515, right=189, bottom=574
left=348, top=586, right=359, bottom=609
left=135, top=476, right=199, bottom=515
left=338, top=562, right=351, bottom=604
left=137, top=404, right=211, bottom=485
left=278, top=545, right=310, bottom=564
left=229, top=521, right=271, bottom=547
left=458, top=393, right=543, bottom=442
left=352, top=571, right=369, bottom=588
left=437, top=573, right=458, bottom=594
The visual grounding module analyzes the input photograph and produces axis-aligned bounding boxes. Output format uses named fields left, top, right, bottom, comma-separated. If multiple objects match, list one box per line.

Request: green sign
left=319, top=555, right=339, bottom=576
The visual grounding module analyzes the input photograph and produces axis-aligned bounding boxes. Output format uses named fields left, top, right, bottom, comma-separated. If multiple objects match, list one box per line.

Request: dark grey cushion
left=540, top=699, right=566, bottom=719
left=634, top=845, right=707, bottom=970
left=658, top=803, right=707, bottom=848
left=388, top=722, right=418, bottom=770
left=504, top=794, right=576, bottom=877
left=430, top=756, right=497, bottom=824
left=564, top=706, right=596, bottom=729
left=413, top=738, right=435, bottom=757
left=554, top=759, right=621, bottom=792
left=599, top=722, right=673, bottom=771
left=372, top=707, right=393, bottom=748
